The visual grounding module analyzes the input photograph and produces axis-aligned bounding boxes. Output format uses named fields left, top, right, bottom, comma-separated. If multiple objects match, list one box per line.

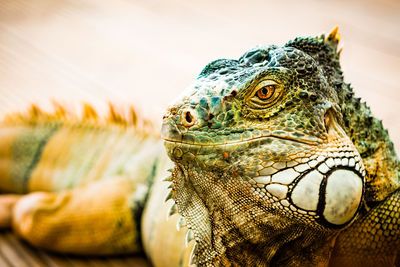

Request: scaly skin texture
left=0, top=104, right=191, bottom=265
left=162, top=28, right=400, bottom=266
left=0, top=29, right=399, bottom=267
left=0, top=104, right=168, bottom=255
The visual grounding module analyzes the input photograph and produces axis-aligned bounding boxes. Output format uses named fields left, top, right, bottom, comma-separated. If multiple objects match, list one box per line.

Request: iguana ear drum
left=290, top=164, right=364, bottom=228
left=321, top=169, right=363, bottom=225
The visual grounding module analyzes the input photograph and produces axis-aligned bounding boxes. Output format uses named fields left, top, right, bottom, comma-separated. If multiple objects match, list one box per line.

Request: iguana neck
left=339, top=82, right=400, bottom=202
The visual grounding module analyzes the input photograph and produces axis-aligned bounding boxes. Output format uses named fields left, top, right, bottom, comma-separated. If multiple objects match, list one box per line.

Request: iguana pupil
left=257, top=85, right=275, bottom=100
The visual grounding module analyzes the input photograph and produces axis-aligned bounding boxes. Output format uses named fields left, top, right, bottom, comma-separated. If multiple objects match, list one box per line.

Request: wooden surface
left=0, top=0, right=399, bottom=266
left=0, top=230, right=150, bottom=267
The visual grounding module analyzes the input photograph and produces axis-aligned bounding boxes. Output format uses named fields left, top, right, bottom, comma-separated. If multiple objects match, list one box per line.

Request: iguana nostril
left=182, top=109, right=196, bottom=127
left=186, top=113, right=192, bottom=123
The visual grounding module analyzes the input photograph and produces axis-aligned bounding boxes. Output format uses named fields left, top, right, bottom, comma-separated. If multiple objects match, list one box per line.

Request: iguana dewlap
left=0, top=28, right=399, bottom=266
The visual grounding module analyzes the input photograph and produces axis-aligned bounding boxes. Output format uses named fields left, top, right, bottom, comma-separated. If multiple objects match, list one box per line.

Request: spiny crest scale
left=1, top=102, right=155, bottom=135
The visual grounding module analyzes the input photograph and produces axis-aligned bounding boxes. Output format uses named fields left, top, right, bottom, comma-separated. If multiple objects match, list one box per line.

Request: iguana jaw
left=163, top=113, right=366, bottom=265
left=167, top=156, right=361, bottom=265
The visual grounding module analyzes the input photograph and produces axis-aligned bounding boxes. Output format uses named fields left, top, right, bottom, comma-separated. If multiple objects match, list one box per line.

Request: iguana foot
left=0, top=194, right=21, bottom=228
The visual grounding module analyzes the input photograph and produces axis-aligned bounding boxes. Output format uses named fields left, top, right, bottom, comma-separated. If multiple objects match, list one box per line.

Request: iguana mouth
left=161, top=118, right=321, bottom=148
left=163, top=134, right=318, bottom=147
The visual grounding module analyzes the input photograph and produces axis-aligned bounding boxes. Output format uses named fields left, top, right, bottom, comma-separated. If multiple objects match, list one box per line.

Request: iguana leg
left=11, top=177, right=145, bottom=255
left=330, top=189, right=400, bottom=267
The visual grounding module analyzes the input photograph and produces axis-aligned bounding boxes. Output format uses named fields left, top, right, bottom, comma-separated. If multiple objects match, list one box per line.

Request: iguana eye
left=247, top=80, right=282, bottom=108
left=256, top=85, right=276, bottom=100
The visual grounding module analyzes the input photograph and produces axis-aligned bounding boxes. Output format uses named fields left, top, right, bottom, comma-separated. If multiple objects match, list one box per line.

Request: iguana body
left=0, top=28, right=399, bottom=266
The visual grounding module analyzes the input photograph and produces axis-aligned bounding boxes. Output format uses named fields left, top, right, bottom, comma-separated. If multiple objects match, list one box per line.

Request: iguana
left=0, top=27, right=399, bottom=266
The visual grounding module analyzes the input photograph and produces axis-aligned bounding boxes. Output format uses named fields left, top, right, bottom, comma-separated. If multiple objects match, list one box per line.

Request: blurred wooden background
left=0, top=0, right=399, bottom=266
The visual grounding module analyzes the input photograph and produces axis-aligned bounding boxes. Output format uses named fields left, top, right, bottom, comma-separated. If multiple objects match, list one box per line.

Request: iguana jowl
left=0, top=28, right=399, bottom=266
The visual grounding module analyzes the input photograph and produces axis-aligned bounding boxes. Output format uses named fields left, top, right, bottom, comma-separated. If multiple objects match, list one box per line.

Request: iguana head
left=161, top=28, right=367, bottom=266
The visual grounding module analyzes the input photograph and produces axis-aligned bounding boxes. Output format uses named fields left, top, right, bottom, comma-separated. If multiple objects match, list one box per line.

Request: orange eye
left=246, top=79, right=282, bottom=108
left=256, top=85, right=275, bottom=100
